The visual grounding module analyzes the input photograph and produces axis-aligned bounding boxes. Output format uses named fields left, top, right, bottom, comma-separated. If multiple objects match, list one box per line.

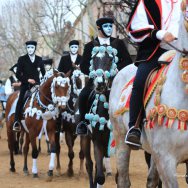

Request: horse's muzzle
left=95, top=82, right=106, bottom=93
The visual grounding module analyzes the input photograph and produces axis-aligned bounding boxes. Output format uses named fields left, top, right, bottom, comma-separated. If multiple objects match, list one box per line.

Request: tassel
left=178, top=120, right=187, bottom=131
left=157, top=104, right=167, bottom=126
left=158, top=116, right=164, bottom=126
left=165, top=118, right=175, bottom=128
left=178, top=110, right=188, bottom=131
left=166, top=108, right=177, bottom=128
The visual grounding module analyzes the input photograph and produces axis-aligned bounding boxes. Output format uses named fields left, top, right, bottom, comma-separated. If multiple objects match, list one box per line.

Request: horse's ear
left=53, top=69, right=59, bottom=75
left=65, top=70, right=71, bottom=78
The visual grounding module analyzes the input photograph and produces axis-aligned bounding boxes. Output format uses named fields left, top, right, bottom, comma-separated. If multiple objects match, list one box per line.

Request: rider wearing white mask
left=58, top=40, right=82, bottom=75
left=13, top=40, right=45, bottom=132
left=5, top=64, right=21, bottom=98
left=76, top=17, right=132, bottom=135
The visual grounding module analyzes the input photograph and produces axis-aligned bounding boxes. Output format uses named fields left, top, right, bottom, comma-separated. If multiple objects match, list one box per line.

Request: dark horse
left=60, top=69, right=89, bottom=176
left=82, top=45, right=118, bottom=188
left=6, top=69, right=70, bottom=181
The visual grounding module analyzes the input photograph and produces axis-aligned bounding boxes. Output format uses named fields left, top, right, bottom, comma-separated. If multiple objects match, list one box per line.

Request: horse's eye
left=60, top=73, right=64, bottom=77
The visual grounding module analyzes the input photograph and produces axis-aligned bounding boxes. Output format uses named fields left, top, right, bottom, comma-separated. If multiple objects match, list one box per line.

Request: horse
left=60, top=69, right=89, bottom=176
left=109, top=1, right=188, bottom=187
left=6, top=69, right=70, bottom=181
left=81, top=45, right=118, bottom=188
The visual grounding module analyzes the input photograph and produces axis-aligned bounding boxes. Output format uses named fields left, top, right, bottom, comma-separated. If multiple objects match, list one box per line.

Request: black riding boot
left=13, top=84, right=28, bottom=132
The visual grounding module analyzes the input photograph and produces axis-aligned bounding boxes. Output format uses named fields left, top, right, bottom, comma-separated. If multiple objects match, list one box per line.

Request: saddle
left=23, top=85, right=39, bottom=109
left=114, top=50, right=176, bottom=117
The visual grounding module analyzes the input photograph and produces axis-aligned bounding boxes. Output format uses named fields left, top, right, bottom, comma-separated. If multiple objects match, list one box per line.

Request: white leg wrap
left=97, top=183, right=103, bottom=188
left=32, top=159, right=38, bottom=174
left=49, top=153, right=56, bottom=171
left=104, top=157, right=112, bottom=173
left=60, top=132, right=64, bottom=143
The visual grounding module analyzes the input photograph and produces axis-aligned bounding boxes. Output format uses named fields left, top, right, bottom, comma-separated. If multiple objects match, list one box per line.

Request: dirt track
left=0, top=122, right=187, bottom=188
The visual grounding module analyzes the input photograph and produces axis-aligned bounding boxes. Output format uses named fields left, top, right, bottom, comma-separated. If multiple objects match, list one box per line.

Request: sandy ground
left=0, top=122, right=187, bottom=188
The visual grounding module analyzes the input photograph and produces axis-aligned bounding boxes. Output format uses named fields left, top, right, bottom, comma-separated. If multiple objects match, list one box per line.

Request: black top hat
left=25, top=40, right=37, bottom=46
left=42, top=58, right=53, bottom=65
left=96, top=17, right=114, bottom=28
left=69, top=40, right=79, bottom=46
left=9, top=64, right=17, bottom=74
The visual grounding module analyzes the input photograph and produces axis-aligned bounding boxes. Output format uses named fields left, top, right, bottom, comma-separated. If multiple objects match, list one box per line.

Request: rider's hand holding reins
left=162, top=32, right=176, bottom=42
left=12, top=82, right=21, bottom=87
left=28, top=79, right=36, bottom=84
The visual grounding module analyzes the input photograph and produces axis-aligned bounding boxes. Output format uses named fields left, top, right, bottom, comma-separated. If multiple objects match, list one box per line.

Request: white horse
left=109, top=1, right=188, bottom=187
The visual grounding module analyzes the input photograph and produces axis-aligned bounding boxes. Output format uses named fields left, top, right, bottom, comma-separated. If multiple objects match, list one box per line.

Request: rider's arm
left=16, top=57, right=27, bottom=84
left=80, top=43, right=92, bottom=76
left=58, top=56, right=65, bottom=73
left=39, top=57, right=46, bottom=77
left=117, top=40, right=132, bottom=71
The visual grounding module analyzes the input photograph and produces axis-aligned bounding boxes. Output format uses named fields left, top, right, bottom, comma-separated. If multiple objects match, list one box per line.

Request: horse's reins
left=165, top=41, right=188, bottom=56
left=38, top=89, right=53, bottom=104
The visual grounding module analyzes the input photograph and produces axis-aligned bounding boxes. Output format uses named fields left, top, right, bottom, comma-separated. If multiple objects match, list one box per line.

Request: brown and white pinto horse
left=61, top=69, right=89, bottom=176
left=6, top=69, right=70, bottom=181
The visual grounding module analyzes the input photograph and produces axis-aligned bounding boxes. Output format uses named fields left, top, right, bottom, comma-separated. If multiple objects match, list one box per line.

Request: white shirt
left=130, top=0, right=181, bottom=50
left=29, top=55, right=35, bottom=63
left=5, top=75, right=18, bottom=96
left=98, top=37, right=110, bottom=45
left=70, top=53, right=77, bottom=63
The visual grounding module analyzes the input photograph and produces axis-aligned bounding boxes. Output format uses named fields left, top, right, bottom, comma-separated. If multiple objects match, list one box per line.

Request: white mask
left=70, top=45, right=79, bottom=55
left=102, top=23, right=113, bottom=37
left=26, top=45, right=36, bottom=56
left=45, top=65, right=52, bottom=71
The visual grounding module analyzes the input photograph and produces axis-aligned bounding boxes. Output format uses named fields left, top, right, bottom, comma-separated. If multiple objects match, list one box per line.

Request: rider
left=125, top=0, right=181, bottom=149
left=58, top=40, right=82, bottom=74
left=0, top=80, right=6, bottom=112
left=76, top=17, right=132, bottom=135
left=13, top=40, right=45, bottom=132
left=43, top=58, right=53, bottom=72
left=5, top=64, right=21, bottom=98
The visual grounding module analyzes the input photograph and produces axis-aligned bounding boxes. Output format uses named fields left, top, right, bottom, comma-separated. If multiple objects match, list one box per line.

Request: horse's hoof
left=33, top=173, right=39, bottom=178
left=78, top=171, right=85, bottom=177
left=23, top=168, right=29, bottom=176
left=185, top=173, right=188, bottom=184
left=9, top=168, right=16, bottom=173
left=96, top=176, right=105, bottom=185
left=46, top=176, right=53, bottom=182
left=56, top=168, right=61, bottom=176
left=67, top=169, right=74, bottom=177
left=48, top=170, right=53, bottom=176
left=24, top=171, right=29, bottom=176
left=106, top=172, right=112, bottom=177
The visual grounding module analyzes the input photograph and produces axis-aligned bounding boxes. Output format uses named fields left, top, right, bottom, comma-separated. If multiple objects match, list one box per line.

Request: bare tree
left=24, top=0, right=89, bottom=57
left=0, top=0, right=40, bottom=78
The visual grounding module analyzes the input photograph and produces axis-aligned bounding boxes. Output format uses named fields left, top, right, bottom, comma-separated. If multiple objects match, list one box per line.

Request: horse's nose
left=96, top=82, right=105, bottom=93
left=60, top=104, right=66, bottom=109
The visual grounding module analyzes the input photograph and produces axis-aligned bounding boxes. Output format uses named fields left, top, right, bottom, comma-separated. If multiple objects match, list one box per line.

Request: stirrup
left=13, top=121, right=21, bottom=132
left=76, top=121, right=89, bottom=136
left=125, top=127, right=141, bottom=150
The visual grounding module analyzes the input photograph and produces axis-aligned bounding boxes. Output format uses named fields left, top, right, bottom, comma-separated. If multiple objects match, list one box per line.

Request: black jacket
left=80, top=37, right=132, bottom=75
left=16, top=54, right=45, bottom=85
left=58, top=54, right=82, bottom=74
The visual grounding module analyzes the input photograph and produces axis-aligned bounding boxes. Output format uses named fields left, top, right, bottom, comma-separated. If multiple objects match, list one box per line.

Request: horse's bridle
left=37, top=73, right=70, bottom=110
